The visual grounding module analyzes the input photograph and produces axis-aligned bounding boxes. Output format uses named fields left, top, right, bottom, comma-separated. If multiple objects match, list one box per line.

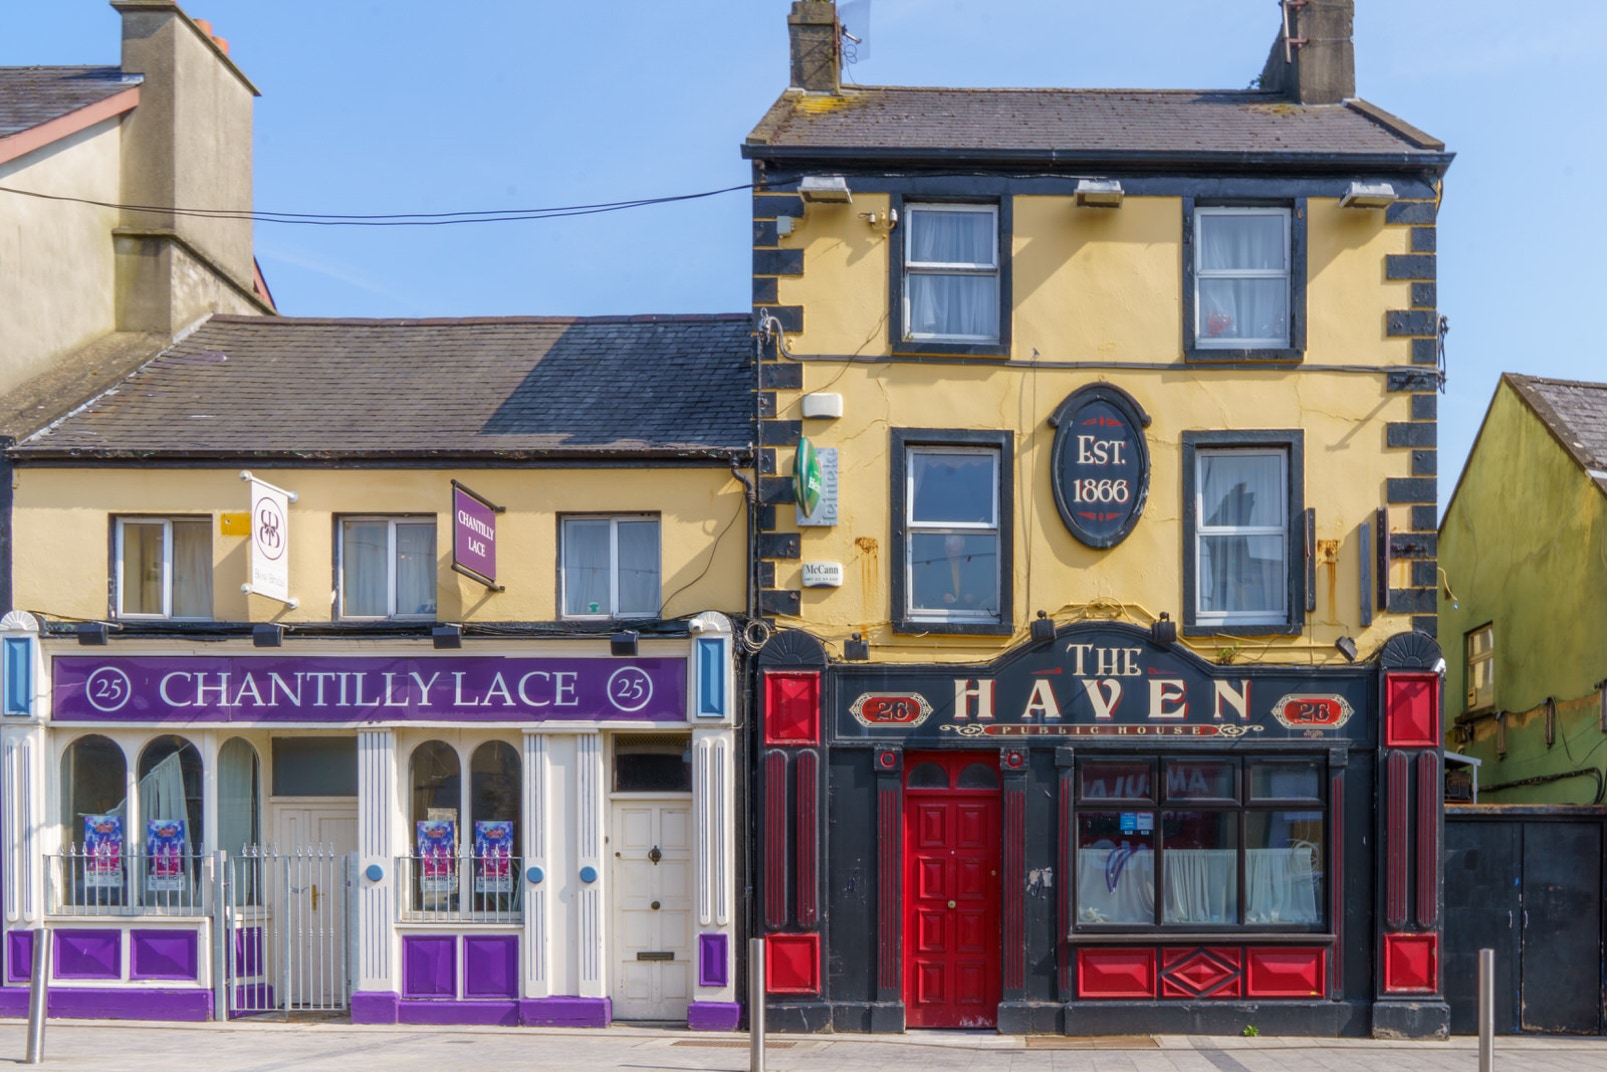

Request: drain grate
left=1026, top=1035, right=1158, bottom=1049
left=671, top=1040, right=797, bottom=1049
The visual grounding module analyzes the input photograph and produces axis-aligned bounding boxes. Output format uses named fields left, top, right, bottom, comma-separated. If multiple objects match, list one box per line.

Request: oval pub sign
left=1049, top=384, right=1151, bottom=549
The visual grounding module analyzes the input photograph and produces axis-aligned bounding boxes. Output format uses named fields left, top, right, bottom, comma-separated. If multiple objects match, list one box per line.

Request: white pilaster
left=576, top=732, right=604, bottom=997
left=356, top=729, right=396, bottom=992
left=522, top=731, right=548, bottom=997
left=2, top=729, right=39, bottom=924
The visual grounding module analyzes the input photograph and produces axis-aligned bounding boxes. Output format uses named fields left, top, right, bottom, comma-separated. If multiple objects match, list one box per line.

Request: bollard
left=25, top=927, right=49, bottom=1065
left=749, top=936, right=766, bottom=1072
left=1478, top=947, right=1494, bottom=1072
left=213, top=849, right=229, bottom=1022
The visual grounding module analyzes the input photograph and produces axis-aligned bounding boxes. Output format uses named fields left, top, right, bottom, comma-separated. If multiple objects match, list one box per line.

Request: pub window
left=470, top=741, right=521, bottom=913
left=902, top=203, right=1000, bottom=343
left=114, top=517, right=213, bottom=620
left=613, top=735, right=692, bottom=793
left=217, top=737, right=261, bottom=854
left=137, top=735, right=204, bottom=906
left=409, top=740, right=462, bottom=913
left=1465, top=624, right=1495, bottom=712
left=338, top=516, right=437, bottom=619
left=1194, top=207, right=1291, bottom=349
left=561, top=516, right=661, bottom=619
left=1074, top=757, right=1325, bottom=929
left=59, top=734, right=129, bottom=908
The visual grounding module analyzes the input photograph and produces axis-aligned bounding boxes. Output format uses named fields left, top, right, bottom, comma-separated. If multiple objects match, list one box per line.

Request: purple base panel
left=6, top=931, right=33, bottom=984
left=688, top=1001, right=742, bottom=1031
left=350, top=990, right=401, bottom=1025
left=0, top=987, right=210, bottom=1021
left=697, top=933, right=729, bottom=988
left=55, top=929, right=121, bottom=980
left=402, top=934, right=456, bottom=998
left=463, top=934, right=519, bottom=999
left=400, top=999, right=519, bottom=1026
left=130, top=930, right=199, bottom=981
left=235, top=927, right=263, bottom=975
left=229, top=984, right=275, bottom=1017
left=519, top=996, right=612, bottom=1028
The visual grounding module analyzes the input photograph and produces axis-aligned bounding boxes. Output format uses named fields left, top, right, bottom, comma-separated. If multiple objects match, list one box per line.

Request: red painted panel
left=1385, top=672, right=1440, bottom=747
left=1244, top=947, right=1327, bottom=998
left=1160, top=947, right=1242, bottom=999
left=903, top=752, right=1002, bottom=1028
left=764, top=750, right=788, bottom=929
left=1330, top=770, right=1345, bottom=994
left=1077, top=949, right=1157, bottom=999
left=764, top=671, right=820, bottom=746
left=795, top=749, right=819, bottom=927
left=1058, top=767, right=1075, bottom=999
left=1416, top=751, right=1440, bottom=928
left=1385, top=749, right=1410, bottom=930
left=1002, top=779, right=1026, bottom=992
left=877, top=776, right=902, bottom=995
left=765, top=933, right=820, bottom=994
left=1383, top=932, right=1438, bottom=993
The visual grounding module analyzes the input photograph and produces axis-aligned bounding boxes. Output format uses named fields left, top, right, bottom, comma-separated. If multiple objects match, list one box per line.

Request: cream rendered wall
left=10, top=466, right=747, bottom=623
left=0, top=120, right=124, bottom=395
left=770, top=193, right=1420, bottom=664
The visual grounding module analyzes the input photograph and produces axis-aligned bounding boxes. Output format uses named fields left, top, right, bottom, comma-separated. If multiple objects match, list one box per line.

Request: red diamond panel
left=1160, top=947, right=1242, bottom=999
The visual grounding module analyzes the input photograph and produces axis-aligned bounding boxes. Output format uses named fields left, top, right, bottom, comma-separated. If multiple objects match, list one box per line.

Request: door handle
left=648, top=846, right=663, bottom=865
left=1523, top=909, right=1529, bottom=929
left=947, top=900, right=956, bottom=909
left=311, top=884, right=319, bottom=912
left=1508, top=910, right=1513, bottom=928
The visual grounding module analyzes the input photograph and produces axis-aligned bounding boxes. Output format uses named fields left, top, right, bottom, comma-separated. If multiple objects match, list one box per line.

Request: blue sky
left=6, top=1, right=1605, bottom=512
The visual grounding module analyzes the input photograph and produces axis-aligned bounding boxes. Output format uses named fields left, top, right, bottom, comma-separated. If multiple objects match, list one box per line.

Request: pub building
left=747, top=0, right=1452, bottom=1038
left=0, top=315, right=752, bottom=1028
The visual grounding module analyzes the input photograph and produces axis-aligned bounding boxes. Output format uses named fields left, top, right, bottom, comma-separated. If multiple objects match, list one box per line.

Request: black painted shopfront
left=754, top=623, right=1448, bottom=1036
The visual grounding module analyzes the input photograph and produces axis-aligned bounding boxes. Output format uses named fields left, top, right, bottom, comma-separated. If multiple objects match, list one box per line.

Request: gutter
left=741, top=144, right=1455, bottom=176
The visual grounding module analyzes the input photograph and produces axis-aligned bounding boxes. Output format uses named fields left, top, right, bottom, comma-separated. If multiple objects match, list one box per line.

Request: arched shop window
left=470, top=742, right=521, bottom=912
left=218, top=737, right=261, bottom=854
left=60, top=735, right=129, bottom=906
left=410, top=741, right=462, bottom=912
left=137, top=735, right=203, bottom=906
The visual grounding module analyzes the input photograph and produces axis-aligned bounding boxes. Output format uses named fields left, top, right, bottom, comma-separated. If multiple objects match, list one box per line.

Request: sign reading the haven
left=1049, top=384, right=1151, bottom=549
left=836, top=623, right=1368, bottom=743
left=53, top=655, right=686, bottom=723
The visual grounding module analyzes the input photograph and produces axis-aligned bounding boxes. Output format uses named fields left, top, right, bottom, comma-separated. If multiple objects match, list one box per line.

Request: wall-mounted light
left=76, top=622, right=109, bottom=646
left=432, top=624, right=463, bottom=650
left=1030, top=611, right=1056, bottom=644
left=1150, top=612, right=1177, bottom=645
left=858, top=207, right=897, bottom=234
left=1334, top=636, right=1359, bottom=663
left=799, top=175, right=852, bottom=203
left=611, top=630, right=639, bottom=657
left=1339, top=181, right=1397, bottom=209
left=252, top=623, right=283, bottom=648
left=1075, top=179, right=1124, bottom=208
left=843, top=632, right=869, bottom=661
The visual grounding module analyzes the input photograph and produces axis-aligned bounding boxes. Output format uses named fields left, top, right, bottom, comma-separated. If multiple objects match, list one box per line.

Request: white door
left=270, top=801, right=357, bottom=1008
left=610, top=799, right=693, bottom=1019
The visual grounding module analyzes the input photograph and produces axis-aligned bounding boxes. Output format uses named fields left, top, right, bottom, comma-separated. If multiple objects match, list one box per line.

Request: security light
left=1075, top=179, right=1124, bottom=208
left=1339, top=181, right=1397, bottom=209
left=799, top=175, right=853, bottom=203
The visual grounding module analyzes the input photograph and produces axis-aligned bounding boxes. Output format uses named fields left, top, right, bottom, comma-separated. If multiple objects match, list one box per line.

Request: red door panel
left=904, top=752, right=1002, bottom=1029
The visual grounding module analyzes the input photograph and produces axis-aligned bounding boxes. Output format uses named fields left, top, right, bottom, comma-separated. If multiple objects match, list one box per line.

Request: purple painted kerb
left=53, top=654, right=686, bottom=724
left=452, top=484, right=498, bottom=585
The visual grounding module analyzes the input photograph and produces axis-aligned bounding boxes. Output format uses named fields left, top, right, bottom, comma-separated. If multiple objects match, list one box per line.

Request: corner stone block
left=1387, top=310, right=1438, bottom=337
left=1386, top=201, right=1437, bottom=225
left=760, top=588, right=801, bottom=616
left=1385, top=254, right=1436, bottom=281
left=753, top=249, right=804, bottom=277
left=1386, top=477, right=1436, bottom=504
left=758, top=532, right=801, bottom=560
left=1386, top=422, right=1436, bottom=448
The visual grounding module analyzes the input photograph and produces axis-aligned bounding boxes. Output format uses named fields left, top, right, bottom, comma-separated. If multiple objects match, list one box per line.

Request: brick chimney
left=1258, top=0, right=1355, bottom=104
left=788, top=1, right=840, bottom=95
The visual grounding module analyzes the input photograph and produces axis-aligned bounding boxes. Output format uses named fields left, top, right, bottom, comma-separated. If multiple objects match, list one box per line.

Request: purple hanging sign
left=452, top=482, right=503, bottom=590
left=52, top=654, right=686, bottom=724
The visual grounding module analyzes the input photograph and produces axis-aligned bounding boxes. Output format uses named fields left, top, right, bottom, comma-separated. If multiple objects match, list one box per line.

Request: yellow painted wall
left=1440, top=381, right=1607, bottom=802
left=767, top=193, right=1422, bottom=664
left=11, top=466, right=747, bottom=623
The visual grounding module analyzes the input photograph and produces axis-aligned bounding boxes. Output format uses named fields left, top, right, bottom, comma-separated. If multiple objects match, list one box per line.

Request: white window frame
left=113, top=517, right=210, bottom=621
left=337, top=516, right=437, bottom=621
left=1193, top=448, right=1289, bottom=627
left=1193, top=206, right=1292, bottom=350
left=560, top=515, right=661, bottom=620
left=902, top=203, right=1001, bottom=343
left=904, top=446, right=1001, bottom=623
left=1466, top=624, right=1495, bottom=712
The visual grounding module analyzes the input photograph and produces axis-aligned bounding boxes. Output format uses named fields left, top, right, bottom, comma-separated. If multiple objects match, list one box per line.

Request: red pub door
left=902, top=752, right=1002, bottom=1028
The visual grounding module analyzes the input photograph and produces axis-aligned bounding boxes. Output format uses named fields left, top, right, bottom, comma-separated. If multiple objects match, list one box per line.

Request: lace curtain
left=1197, top=212, right=1288, bottom=345
left=1197, top=452, right=1285, bottom=617
left=907, top=209, right=998, bottom=339
left=1076, top=846, right=1319, bottom=925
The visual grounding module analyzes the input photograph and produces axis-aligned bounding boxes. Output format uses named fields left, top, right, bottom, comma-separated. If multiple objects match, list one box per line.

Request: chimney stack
left=788, top=1, right=840, bottom=95
left=1259, top=0, right=1355, bottom=104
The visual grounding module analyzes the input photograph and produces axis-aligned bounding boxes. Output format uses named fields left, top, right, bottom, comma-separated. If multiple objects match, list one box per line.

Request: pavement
left=3, top=1020, right=1607, bottom=1071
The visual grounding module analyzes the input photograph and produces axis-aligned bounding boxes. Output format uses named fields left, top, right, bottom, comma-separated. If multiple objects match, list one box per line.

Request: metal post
left=25, top=927, right=49, bottom=1064
left=1478, top=947, right=1494, bottom=1072
left=748, top=937, right=765, bottom=1072
left=212, top=849, right=229, bottom=1021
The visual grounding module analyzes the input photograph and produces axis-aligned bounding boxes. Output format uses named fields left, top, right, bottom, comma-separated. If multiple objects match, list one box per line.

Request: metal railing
left=396, top=852, right=523, bottom=922
left=220, top=844, right=352, bottom=1015
left=47, top=847, right=208, bottom=916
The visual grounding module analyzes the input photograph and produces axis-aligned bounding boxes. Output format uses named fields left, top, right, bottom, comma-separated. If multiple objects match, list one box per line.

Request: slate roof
left=745, top=87, right=1446, bottom=163
left=13, top=315, right=756, bottom=460
left=0, top=66, right=138, bottom=139
left=1507, top=374, right=1607, bottom=496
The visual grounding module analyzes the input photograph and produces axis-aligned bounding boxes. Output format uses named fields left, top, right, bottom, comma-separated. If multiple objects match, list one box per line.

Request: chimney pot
left=212, top=36, right=229, bottom=55
left=1259, top=0, right=1354, bottom=104
left=788, top=1, right=841, bottom=95
left=192, top=18, right=212, bottom=35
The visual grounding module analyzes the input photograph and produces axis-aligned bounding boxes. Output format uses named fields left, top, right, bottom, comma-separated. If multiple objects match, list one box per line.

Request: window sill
left=893, top=617, right=1014, bottom=637
left=1183, top=622, right=1302, bottom=638
left=1186, top=347, right=1303, bottom=364
left=892, top=340, right=1010, bottom=359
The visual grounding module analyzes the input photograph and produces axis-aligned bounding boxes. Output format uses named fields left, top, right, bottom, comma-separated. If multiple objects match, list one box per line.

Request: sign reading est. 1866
left=1049, top=384, right=1151, bottom=549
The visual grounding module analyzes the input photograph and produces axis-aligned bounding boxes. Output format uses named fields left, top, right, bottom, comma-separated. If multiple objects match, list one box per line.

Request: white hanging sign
left=241, top=471, right=298, bottom=608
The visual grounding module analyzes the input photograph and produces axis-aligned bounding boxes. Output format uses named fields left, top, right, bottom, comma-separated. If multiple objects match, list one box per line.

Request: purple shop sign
left=452, top=482, right=503, bottom=589
left=52, top=655, right=687, bottom=724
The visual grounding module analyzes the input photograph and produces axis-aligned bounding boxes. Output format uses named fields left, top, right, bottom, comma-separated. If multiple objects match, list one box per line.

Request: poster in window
left=145, top=819, right=187, bottom=892
left=474, top=820, right=515, bottom=894
left=83, top=814, right=123, bottom=888
left=416, top=819, right=457, bottom=894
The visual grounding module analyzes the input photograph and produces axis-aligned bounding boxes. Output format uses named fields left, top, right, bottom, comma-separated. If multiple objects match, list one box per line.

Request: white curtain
left=1198, top=213, right=1287, bottom=344
left=171, top=519, right=212, bottom=618
left=217, top=738, right=259, bottom=855
left=1163, top=849, right=1238, bottom=924
left=1245, top=846, right=1320, bottom=923
left=137, top=751, right=191, bottom=856
left=1076, top=847, right=1155, bottom=924
left=395, top=522, right=437, bottom=615
left=342, top=521, right=389, bottom=616
left=1198, top=453, right=1285, bottom=616
left=616, top=520, right=660, bottom=616
left=564, top=519, right=612, bottom=615
left=907, top=209, right=998, bottom=339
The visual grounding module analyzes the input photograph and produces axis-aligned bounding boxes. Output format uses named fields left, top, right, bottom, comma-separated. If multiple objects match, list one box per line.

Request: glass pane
left=120, top=521, right=165, bottom=615
left=908, top=532, right=999, bottom=617
left=616, top=520, right=661, bottom=616
left=1467, top=627, right=1492, bottom=658
left=1165, top=762, right=1236, bottom=801
left=1078, top=762, right=1153, bottom=802
left=1076, top=812, right=1154, bottom=924
left=217, top=738, right=260, bottom=855
left=907, top=272, right=999, bottom=339
left=613, top=739, right=691, bottom=792
left=1199, top=453, right=1284, bottom=527
left=1246, top=810, right=1324, bottom=924
left=411, top=741, right=461, bottom=912
left=470, top=742, right=520, bottom=824
left=1162, top=810, right=1239, bottom=924
left=270, top=737, right=358, bottom=796
left=907, top=762, right=947, bottom=789
left=470, top=742, right=521, bottom=910
left=341, top=520, right=389, bottom=617
left=137, top=735, right=203, bottom=846
left=411, top=741, right=461, bottom=827
left=957, top=762, right=999, bottom=789
left=563, top=519, right=612, bottom=615
left=1198, top=534, right=1286, bottom=616
left=1198, top=278, right=1288, bottom=344
left=171, top=519, right=213, bottom=619
left=61, top=734, right=127, bottom=848
left=395, top=522, right=437, bottom=616
left=909, top=208, right=994, bottom=266
left=910, top=451, right=995, bottom=524
left=1250, top=761, right=1322, bottom=801
left=1199, top=212, right=1286, bottom=271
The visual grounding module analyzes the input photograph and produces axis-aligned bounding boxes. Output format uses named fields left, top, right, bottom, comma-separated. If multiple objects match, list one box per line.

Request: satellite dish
left=839, top=0, right=870, bottom=64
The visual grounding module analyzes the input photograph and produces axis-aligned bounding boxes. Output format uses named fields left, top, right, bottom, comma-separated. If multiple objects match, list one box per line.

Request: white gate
left=218, top=845, right=353, bottom=1016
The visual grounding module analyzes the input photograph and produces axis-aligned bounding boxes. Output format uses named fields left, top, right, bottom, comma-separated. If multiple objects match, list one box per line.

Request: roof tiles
left=0, top=66, right=136, bottom=139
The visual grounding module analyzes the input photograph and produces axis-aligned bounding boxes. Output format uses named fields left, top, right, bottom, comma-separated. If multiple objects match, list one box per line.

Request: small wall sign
left=801, top=562, right=843, bottom=587
left=796, top=446, right=839, bottom=527
left=1048, top=384, right=1151, bottom=549
left=452, top=481, right=505, bottom=591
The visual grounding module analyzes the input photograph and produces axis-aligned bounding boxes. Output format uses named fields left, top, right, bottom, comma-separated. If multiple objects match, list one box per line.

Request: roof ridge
left=204, top=313, right=753, bottom=327
left=1507, top=372, right=1607, bottom=392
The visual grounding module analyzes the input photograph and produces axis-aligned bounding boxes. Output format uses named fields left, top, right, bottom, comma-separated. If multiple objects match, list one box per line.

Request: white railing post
left=212, top=849, right=229, bottom=1021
